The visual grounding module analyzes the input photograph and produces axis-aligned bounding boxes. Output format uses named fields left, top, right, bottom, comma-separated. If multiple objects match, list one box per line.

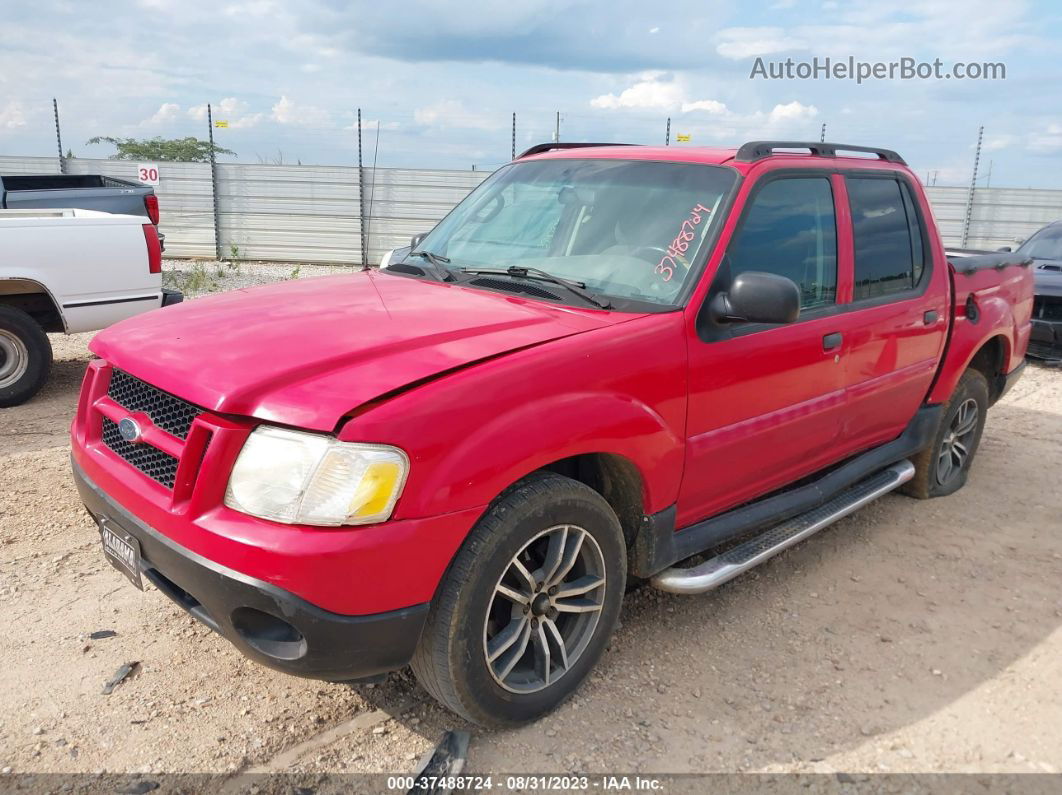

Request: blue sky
left=1, top=0, right=1061, bottom=186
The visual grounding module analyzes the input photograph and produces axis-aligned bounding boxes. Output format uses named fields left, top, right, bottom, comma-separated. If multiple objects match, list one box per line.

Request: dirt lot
left=1, top=276, right=1060, bottom=785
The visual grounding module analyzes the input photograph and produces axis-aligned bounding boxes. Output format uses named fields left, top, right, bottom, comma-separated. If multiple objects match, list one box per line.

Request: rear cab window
left=847, top=176, right=926, bottom=300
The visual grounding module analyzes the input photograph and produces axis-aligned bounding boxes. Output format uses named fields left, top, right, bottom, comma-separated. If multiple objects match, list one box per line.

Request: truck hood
left=90, top=271, right=630, bottom=431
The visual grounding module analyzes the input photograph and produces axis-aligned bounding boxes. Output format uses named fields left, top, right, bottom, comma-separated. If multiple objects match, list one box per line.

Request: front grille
left=1033, top=295, right=1062, bottom=322
left=102, top=417, right=180, bottom=488
left=107, top=369, right=200, bottom=439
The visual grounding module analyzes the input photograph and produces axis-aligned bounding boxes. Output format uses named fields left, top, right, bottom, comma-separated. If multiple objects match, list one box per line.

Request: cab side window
left=847, top=176, right=925, bottom=300
left=725, top=177, right=838, bottom=309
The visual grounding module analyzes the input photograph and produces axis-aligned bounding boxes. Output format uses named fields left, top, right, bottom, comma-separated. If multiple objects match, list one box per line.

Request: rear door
left=835, top=173, right=947, bottom=452
left=678, top=172, right=850, bottom=527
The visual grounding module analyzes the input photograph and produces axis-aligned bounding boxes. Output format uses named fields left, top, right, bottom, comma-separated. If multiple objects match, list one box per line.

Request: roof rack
left=516, top=142, right=637, bottom=159
left=734, top=140, right=906, bottom=165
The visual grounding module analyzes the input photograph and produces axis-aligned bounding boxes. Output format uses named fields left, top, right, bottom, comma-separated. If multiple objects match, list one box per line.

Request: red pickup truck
left=71, top=140, right=1033, bottom=727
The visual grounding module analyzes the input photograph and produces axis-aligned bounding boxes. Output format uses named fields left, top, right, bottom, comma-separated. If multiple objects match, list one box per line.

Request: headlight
left=224, top=426, right=409, bottom=526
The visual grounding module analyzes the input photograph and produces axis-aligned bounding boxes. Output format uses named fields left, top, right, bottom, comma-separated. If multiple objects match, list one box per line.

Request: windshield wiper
left=460, top=265, right=611, bottom=309
left=408, top=250, right=455, bottom=281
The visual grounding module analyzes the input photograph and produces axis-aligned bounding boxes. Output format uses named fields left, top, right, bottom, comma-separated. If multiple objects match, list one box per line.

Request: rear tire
left=903, top=369, right=989, bottom=499
left=411, top=472, right=626, bottom=727
left=0, top=305, right=52, bottom=408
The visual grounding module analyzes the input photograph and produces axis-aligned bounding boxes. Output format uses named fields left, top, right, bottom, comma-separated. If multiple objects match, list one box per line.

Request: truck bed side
left=0, top=174, right=155, bottom=220
left=928, top=254, right=1034, bottom=405
left=0, top=210, right=163, bottom=334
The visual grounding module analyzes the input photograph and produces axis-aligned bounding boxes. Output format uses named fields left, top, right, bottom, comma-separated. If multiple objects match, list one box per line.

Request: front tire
left=0, top=306, right=52, bottom=408
left=411, top=472, right=626, bottom=727
left=903, top=369, right=989, bottom=499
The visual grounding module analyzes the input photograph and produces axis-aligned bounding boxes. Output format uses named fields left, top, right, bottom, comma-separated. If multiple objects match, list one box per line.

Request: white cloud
left=648, top=26, right=660, bottom=34
left=716, top=27, right=807, bottom=59
left=767, top=100, right=818, bottom=123
left=142, top=102, right=181, bottom=126
left=588, top=76, right=816, bottom=144
left=223, top=0, right=280, bottom=17
left=1028, top=124, right=1062, bottom=154
left=681, top=99, right=728, bottom=114
left=715, top=1, right=1032, bottom=63
left=0, top=101, right=27, bottom=130
left=188, top=97, right=263, bottom=128
left=591, top=74, right=728, bottom=114
left=413, top=99, right=496, bottom=131
left=271, top=95, right=330, bottom=126
left=983, top=134, right=1017, bottom=152
left=591, top=78, right=687, bottom=110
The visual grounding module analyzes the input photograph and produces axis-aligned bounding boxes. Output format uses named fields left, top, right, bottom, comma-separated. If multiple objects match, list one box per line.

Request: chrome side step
left=650, top=460, right=915, bottom=595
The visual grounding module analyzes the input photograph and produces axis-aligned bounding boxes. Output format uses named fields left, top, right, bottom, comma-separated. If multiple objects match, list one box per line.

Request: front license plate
left=99, top=519, right=144, bottom=591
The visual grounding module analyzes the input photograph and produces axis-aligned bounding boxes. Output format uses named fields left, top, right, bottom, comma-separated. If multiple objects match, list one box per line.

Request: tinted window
left=726, top=177, right=837, bottom=309
left=848, top=177, right=925, bottom=300
left=1017, top=223, right=1062, bottom=261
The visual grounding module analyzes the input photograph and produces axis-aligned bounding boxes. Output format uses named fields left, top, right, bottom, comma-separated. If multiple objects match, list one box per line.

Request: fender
left=0, top=276, right=67, bottom=332
left=341, top=312, right=689, bottom=521
left=928, top=287, right=1017, bottom=405
left=404, top=389, right=683, bottom=519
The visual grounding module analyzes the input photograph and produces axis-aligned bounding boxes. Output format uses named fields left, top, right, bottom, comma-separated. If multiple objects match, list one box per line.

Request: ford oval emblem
left=118, top=417, right=143, bottom=443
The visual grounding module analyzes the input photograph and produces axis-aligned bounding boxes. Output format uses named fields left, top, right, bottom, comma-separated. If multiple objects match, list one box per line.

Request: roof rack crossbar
left=517, top=142, right=637, bottom=159
left=734, top=140, right=906, bottom=165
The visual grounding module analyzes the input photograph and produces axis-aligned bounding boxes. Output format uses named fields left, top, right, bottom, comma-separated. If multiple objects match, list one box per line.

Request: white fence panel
left=4, top=154, right=1061, bottom=261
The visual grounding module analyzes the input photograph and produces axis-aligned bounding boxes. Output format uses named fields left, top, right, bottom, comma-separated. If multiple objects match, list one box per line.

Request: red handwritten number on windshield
left=656, top=203, right=712, bottom=282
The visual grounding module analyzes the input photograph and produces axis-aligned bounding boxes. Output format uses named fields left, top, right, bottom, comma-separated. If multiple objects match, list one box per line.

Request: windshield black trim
left=377, top=265, right=678, bottom=314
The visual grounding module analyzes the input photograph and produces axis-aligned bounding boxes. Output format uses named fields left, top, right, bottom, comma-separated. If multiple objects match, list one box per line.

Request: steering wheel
left=628, top=245, right=670, bottom=264
left=472, top=193, right=504, bottom=224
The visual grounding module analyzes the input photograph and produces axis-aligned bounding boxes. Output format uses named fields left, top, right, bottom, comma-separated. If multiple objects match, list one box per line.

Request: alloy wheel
left=483, top=524, right=607, bottom=694
left=936, top=397, right=979, bottom=486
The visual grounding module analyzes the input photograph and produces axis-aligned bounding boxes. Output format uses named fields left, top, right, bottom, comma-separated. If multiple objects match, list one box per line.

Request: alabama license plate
left=99, top=519, right=144, bottom=590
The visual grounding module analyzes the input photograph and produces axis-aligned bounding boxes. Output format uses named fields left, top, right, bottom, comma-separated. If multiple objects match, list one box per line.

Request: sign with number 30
left=137, top=164, right=160, bottom=186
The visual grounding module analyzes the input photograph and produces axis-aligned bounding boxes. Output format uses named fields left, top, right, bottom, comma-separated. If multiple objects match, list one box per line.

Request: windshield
left=414, top=159, right=736, bottom=306
left=1018, top=224, right=1062, bottom=261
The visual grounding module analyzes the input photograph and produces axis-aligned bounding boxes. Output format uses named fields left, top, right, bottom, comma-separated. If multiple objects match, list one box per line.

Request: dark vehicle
left=0, top=174, right=160, bottom=229
left=996, top=221, right=1062, bottom=360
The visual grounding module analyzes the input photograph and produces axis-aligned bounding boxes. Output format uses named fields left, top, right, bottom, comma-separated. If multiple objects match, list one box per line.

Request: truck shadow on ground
left=0, top=359, right=86, bottom=456
left=353, top=401, right=1061, bottom=772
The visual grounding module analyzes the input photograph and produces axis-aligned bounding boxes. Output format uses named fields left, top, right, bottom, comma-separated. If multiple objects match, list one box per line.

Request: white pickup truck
left=0, top=208, right=181, bottom=407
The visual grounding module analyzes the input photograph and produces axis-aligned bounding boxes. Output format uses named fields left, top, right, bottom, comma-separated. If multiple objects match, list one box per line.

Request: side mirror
left=410, top=232, right=428, bottom=250
left=710, top=271, right=801, bottom=325
left=997, top=246, right=1012, bottom=252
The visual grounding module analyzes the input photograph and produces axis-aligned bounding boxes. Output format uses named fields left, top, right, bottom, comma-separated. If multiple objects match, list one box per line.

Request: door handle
left=923, top=310, right=938, bottom=325
left=822, top=332, right=843, bottom=351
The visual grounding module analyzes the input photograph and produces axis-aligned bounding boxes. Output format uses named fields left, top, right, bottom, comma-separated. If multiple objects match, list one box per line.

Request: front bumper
left=161, top=288, right=183, bottom=307
left=1028, top=318, right=1061, bottom=360
left=74, top=461, right=428, bottom=682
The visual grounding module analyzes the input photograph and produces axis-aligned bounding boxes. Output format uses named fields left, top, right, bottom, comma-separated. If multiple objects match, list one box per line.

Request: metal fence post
left=357, top=108, right=367, bottom=267
left=53, top=98, right=66, bottom=174
left=206, top=104, right=223, bottom=260
left=961, top=125, right=984, bottom=248
left=511, top=112, right=516, bottom=160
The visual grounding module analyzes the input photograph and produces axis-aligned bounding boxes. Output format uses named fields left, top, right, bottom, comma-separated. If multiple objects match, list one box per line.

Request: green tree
left=85, top=136, right=236, bottom=162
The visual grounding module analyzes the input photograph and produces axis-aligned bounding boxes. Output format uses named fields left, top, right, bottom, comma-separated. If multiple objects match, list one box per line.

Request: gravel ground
left=1, top=263, right=1060, bottom=788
